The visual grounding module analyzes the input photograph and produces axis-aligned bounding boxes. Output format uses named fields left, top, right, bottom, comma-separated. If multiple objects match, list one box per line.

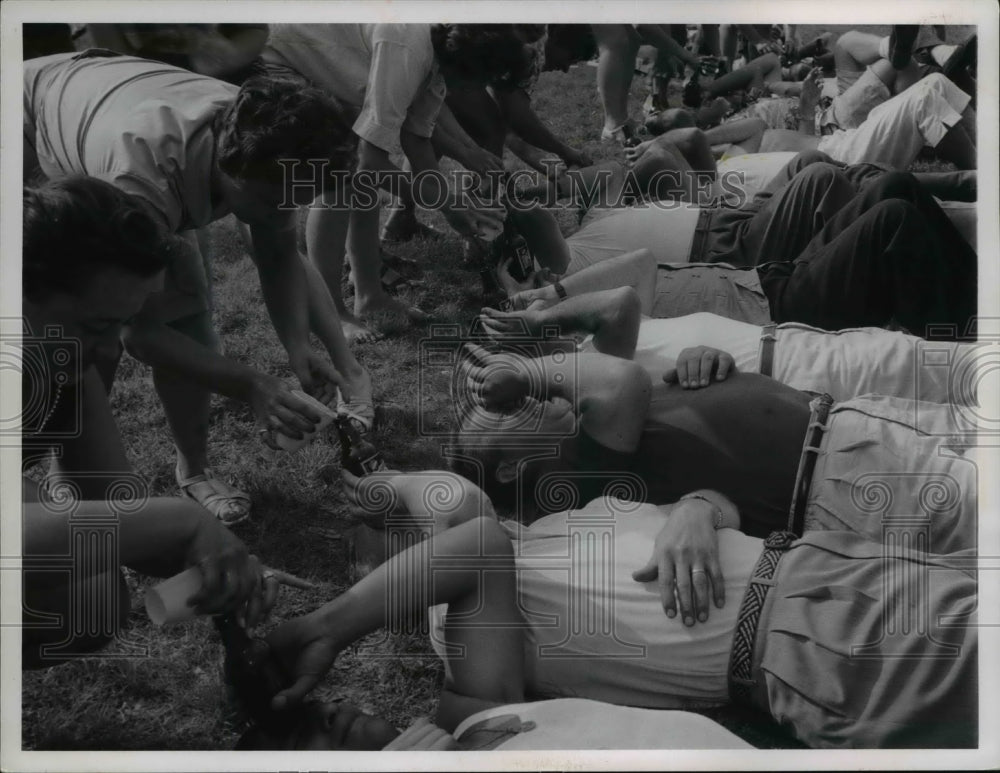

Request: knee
left=868, top=170, right=921, bottom=201
left=868, top=197, right=919, bottom=230
left=795, top=161, right=847, bottom=191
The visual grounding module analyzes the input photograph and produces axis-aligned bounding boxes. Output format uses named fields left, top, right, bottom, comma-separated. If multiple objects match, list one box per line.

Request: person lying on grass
left=647, top=69, right=976, bottom=170
left=20, top=177, right=284, bottom=667
left=477, top=278, right=981, bottom=404
left=503, top=151, right=978, bottom=340
left=449, top=343, right=976, bottom=553
left=261, top=491, right=977, bottom=748
left=25, top=50, right=374, bottom=524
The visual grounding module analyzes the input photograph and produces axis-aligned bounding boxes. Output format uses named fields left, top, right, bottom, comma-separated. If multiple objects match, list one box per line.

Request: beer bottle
left=335, top=414, right=388, bottom=477
left=215, top=615, right=296, bottom=733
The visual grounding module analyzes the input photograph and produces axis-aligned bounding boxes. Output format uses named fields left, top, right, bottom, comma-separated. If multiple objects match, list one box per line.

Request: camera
left=417, top=320, right=578, bottom=439
left=1, top=323, right=82, bottom=442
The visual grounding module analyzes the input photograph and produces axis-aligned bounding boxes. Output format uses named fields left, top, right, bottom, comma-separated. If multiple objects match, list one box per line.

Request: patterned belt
left=758, top=324, right=778, bottom=378
left=727, top=394, right=835, bottom=708
left=727, top=529, right=798, bottom=707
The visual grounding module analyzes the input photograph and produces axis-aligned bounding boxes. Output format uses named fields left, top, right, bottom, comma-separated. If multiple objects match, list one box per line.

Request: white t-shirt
left=262, top=23, right=446, bottom=155
left=430, top=500, right=763, bottom=708
left=454, top=697, right=753, bottom=750
left=580, top=312, right=763, bottom=377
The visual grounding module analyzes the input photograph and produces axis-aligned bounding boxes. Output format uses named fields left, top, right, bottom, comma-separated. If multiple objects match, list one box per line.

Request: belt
left=688, top=208, right=715, bottom=263
left=727, top=393, right=835, bottom=708
left=727, top=529, right=798, bottom=707
left=787, top=394, right=834, bottom=537
left=758, top=324, right=777, bottom=377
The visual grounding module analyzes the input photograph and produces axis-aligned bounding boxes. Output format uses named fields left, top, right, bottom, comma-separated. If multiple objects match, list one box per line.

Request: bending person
left=21, top=177, right=280, bottom=667
left=25, top=50, right=373, bottom=523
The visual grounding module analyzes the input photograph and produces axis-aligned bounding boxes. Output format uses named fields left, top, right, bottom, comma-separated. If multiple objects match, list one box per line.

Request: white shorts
left=816, top=73, right=971, bottom=169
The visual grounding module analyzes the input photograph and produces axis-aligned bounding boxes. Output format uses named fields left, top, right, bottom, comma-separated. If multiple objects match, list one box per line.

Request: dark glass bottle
left=497, top=217, right=536, bottom=284
left=621, top=123, right=642, bottom=148
left=215, top=615, right=297, bottom=733
left=335, top=415, right=388, bottom=477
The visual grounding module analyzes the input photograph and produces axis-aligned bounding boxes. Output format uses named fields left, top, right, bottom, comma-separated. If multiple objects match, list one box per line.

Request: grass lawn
left=21, top=23, right=974, bottom=751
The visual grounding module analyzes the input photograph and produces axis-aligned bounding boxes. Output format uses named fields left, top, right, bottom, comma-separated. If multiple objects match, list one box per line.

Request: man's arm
left=465, top=345, right=651, bottom=453
left=480, top=286, right=642, bottom=359
left=343, top=469, right=498, bottom=533
left=635, top=24, right=700, bottom=68
left=518, top=248, right=657, bottom=315
left=248, top=214, right=341, bottom=396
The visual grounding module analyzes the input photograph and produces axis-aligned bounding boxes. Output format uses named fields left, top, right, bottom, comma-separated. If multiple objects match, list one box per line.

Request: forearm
left=249, top=224, right=312, bottom=361
left=432, top=104, right=482, bottom=166
left=678, top=489, right=740, bottom=530
left=532, top=352, right=651, bottom=452
left=535, top=248, right=657, bottom=315
left=536, top=287, right=641, bottom=359
left=636, top=24, right=698, bottom=66
left=392, top=471, right=498, bottom=532
left=24, top=498, right=201, bottom=580
left=500, top=88, right=576, bottom=160
left=122, top=318, right=260, bottom=401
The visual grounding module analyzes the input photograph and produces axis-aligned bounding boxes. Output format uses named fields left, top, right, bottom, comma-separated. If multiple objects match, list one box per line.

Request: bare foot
left=340, top=312, right=380, bottom=345
left=356, top=293, right=432, bottom=328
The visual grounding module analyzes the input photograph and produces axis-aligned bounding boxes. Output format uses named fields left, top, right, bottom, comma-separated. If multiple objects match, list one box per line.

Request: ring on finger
left=262, top=569, right=276, bottom=581
left=691, top=568, right=708, bottom=575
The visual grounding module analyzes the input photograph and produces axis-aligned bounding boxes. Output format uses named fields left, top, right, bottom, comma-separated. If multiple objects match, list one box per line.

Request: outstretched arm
left=480, top=286, right=642, bottom=359
left=514, top=248, right=657, bottom=315
left=267, top=516, right=525, bottom=732
left=462, top=345, right=652, bottom=453
left=342, top=468, right=498, bottom=532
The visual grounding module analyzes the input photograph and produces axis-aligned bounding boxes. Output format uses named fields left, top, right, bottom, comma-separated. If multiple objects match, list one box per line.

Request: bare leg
left=304, top=202, right=376, bottom=345
left=933, top=109, right=977, bottom=171
left=592, top=24, right=641, bottom=136
left=268, top=517, right=526, bottom=732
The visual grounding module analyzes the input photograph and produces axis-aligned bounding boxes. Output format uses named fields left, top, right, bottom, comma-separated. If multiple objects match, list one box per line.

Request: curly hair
left=23, top=176, right=170, bottom=302
left=431, top=24, right=535, bottom=90
left=215, top=76, right=357, bottom=188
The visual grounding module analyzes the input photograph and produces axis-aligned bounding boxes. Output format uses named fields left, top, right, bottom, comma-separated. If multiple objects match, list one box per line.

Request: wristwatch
left=553, top=281, right=568, bottom=300
left=679, top=492, right=724, bottom=529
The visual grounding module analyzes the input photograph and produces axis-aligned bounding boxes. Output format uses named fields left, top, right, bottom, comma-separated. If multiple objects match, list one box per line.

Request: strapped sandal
left=176, top=468, right=251, bottom=527
left=336, top=390, right=375, bottom=433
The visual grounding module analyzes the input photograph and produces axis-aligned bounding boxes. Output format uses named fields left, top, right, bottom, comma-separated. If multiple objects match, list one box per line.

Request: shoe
left=176, top=468, right=251, bottom=527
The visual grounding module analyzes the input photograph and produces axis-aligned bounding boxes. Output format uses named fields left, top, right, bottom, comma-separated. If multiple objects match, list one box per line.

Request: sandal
left=336, top=390, right=375, bottom=433
left=176, top=468, right=251, bottom=527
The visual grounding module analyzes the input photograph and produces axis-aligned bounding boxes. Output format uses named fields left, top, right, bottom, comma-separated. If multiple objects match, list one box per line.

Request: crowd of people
left=18, top=20, right=984, bottom=753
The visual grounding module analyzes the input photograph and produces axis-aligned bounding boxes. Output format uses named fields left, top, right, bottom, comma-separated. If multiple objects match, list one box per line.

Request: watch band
left=553, top=281, right=568, bottom=300
left=679, top=492, right=724, bottom=529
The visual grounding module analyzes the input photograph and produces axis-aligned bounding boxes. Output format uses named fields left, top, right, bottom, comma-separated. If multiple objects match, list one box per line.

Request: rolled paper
left=145, top=566, right=204, bottom=626
left=273, top=390, right=339, bottom=452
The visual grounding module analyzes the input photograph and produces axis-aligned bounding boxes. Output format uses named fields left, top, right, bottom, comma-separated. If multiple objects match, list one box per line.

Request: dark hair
left=23, top=176, right=169, bottom=301
left=448, top=431, right=520, bottom=511
left=431, top=24, right=535, bottom=89
left=215, top=76, right=357, bottom=187
left=544, top=24, right=598, bottom=66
